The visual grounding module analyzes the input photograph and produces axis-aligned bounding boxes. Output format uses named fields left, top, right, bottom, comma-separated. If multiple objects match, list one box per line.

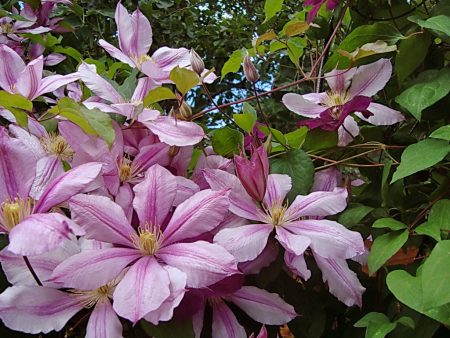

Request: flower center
left=132, top=54, right=153, bottom=68
left=0, top=197, right=33, bottom=232
left=0, top=23, right=14, bottom=34
left=40, top=133, right=74, bottom=161
left=132, top=223, right=163, bottom=255
left=264, top=203, right=288, bottom=226
left=118, top=157, right=133, bottom=182
left=72, top=283, right=114, bottom=309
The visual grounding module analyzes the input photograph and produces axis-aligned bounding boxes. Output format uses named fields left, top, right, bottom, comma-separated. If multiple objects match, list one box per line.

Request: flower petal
left=98, top=39, right=135, bottom=67
left=133, top=164, right=177, bottom=226
left=115, top=2, right=134, bottom=57
left=8, top=124, right=45, bottom=160
left=263, top=174, right=292, bottom=209
left=282, top=93, right=325, bottom=117
left=285, top=188, right=348, bottom=220
left=152, top=47, right=190, bottom=71
left=284, top=252, right=311, bottom=280
left=325, top=68, right=356, bottom=93
left=311, top=167, right=341, bottom=192
left=275, top=227, right=310, bottom=256
left=86, top=299, right=122, bottom=338
left=314, top=255, right=365, bottom=307
left=158, top=241, right=239, bottom=288
left=0, top=286, right=83, bottom=334
left=173, top=176, right=200, bottom=206
left=30, top=156, right=64, bottom=201
left=212, top=300, right=246, bottom=338
left=163, top=189, right=230, bottom=245
left=69, top=194, right=135, bottom=247
left=214, top=224, right=273, bottom=262
left=113, top=257, right=170, bottom=324
left=228, top=286, right=297, bottom=325
left=130, top=9, right=152, bottom=57
left=50, top=247, right=141, bottom=290
left=0, top=44, right=24, bottom=92
left=36, top=73, right=80, bottom=99
left=348, top=59, right=392, bottom=97
left=143, top=116, right=205, bottom=146
left=15, top=56, right=43, bottom=100
left=33, top=162, right=103, bottom=213
left=8, top=213, right=84, bottom=256
left=286, top=220, right=365, bottom=259
left=337, top=116, right=359, bottom=147
left=357, top=102, right=405, bottom=126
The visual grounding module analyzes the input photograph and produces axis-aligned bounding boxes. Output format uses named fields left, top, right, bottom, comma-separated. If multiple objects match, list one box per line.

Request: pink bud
left=242, top=55, right=259, bottom=83
left=234, top=146, right=269, bottom=202
left=190, top=48, right=205, bottom=76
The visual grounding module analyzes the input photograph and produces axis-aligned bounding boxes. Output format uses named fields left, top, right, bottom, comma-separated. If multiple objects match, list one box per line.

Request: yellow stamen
left=132, top=54, right=152, bottom=67
left=118, top=157, right=133, bottom=182
left=131, top=223, right=163, bottom=255
left=264, top=202, right=288, bottom=226
left=0, top=197, right=33, bottom=232
left=40, top=133, right=74, bottom=161
left=71, top=284, right=114, bottom=309
left=0, top=23, right=14, bottom=34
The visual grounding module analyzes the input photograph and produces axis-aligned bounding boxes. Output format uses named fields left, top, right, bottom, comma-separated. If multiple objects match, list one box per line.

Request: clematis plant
left=282, top=59, right=404, bottom=146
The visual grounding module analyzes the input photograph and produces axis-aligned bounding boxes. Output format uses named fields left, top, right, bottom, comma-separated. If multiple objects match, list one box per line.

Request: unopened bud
left=243, top=55, right=259, bottom=83
left=179, top=101, right=192, bottom=119
left=190, top=49, right=205, bottom=76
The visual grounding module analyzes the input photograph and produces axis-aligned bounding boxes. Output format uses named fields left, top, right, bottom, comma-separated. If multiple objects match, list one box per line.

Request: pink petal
left=173, top=176, right=200, bottom=206
left=8, top=213, right=84, bottom=256
left=140, top=61, right=169, bottom=82
left=86, top=299, right=122, bottom=338
left=282, top=93, right=324, bottom=117
left=8, top=124, right=46, bottom=159
left=115, top=2, right=134, bottom=57
left=275, top=227, right=310, bottom=256
left=337, top=116, right=359, bottom=147
left=116, top=184, right=134, bottom=221
left=98, top=39, right=135, bottom=67
left=113, top=257, right=170, bottom=324
left=284, top=252, right=311, bottom=280
left=30, top=156, right=64, bottom=201
left=69, top=194, right=135, bottom=247
left=15, top=56, right=43, bottom=100
left=284, top=188, right=348, bottom=220
left=314, top=255, right=365, bottom=307
left=192, top=303, right=205, bottom=338
left=35, top=73, right=80, bottom=99
left=212, top=300, right=247, bottom=338
left=0, top=286, right=83, bottom=334
left=152, top=47, right=190, bottom=71
left=285, top=220, right=365, bottom=259
left=325, top=68, right=356, bottom=93
left=348, top=59, right=392, bottom=97
left=143, top=116, right=205, bottom=146
left=228, top=286, right=297, bottom=325
left=263, top=174, right=292, bottom=209
left=133, top=164, right=177, bottom=226
left=357, top=102, right=405, bottom=126
left=33, top=162, right=103, bottom=213
left=44, top=53, right=66, bottom=66
left=50, top=247, right=141, bottom=290
left=131, top=77, right=159, bottom=102
left=130, top=9, right=153, bottom=57
left=311, top=167, right=341, bottom=192
left=214, top=224, right=273, bottom=262
left=144, top=266, right=187, bottom=324
left=0, top=44, right=24, bottom=92
left=158, top=241, right=239, bottom=288
left=77, top=63, right=124, bottom=103
left=204, top=169, right=264, bottom=221
left=163, top=189, right=230, bottom=245
left=239, top=240, right=279, bottom=275
left=132, top=142, right=171, bottom=174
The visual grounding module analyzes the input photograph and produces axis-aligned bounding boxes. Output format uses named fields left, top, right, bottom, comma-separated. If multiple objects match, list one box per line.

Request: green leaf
left=282, top=20, right=309, bottom=37
left=302, top=129, right=338, bottom=151
left=325, top=23, right=403, bottom=70
left=421, top=240, right=450, bottom=309
left=381, top=159, right=393, bottom=207
left=415, top=15, right=450, bottom=37
left=79, top=106, right=115, bottom=147
left=143, top=87, right=177, bottom=107
left=338, top=204, right=373, bottom=228
left=428, top=199, right=450, bottom=230
left=387, top=269, right=450, bottom=326
left=354, top=312, right=397, bottom=338
left=395, top=68, right=450, bottom=120
left=169, top=66, right=200, bottom=95
left=0, top=91, right=33, bottom=127
left=395, top=317, right=415, bottom=330
left=415, top=221, right=441, bottom=242
left=233, top=113, right=256, bottom=133
left=285, top=127, right=308, bottom=149
left=373, top=218, right=407, bottom=231
left=141, top=319, right=194, bottom=338
left=118, top=68, right=138, bottom=100
left=368, top=230, right=409, bottom=274
left=396, top=32, right=432, bottom=83
left=264, top=0, right=284, bottom=23
left=270, top=149, right=314, bottom=201
left=211, top=127, right=243, bottom=157
left=430, top=125, right=450, bottom=141
left=221, top=49, right=247, bottom=79
left=391, top=139, right=450, bottom=182
left=259, top=126, right=287, bottom=147
left=53, top=46, right=82, bottom=61
left=287, top=37, right=306, bottom=67
left=241, top=102, right=257, bottom=117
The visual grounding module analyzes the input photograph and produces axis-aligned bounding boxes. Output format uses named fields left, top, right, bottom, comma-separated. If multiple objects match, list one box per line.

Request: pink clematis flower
left=204, top=169, right=366, bottom=307
left=304, top=0, right=340, bottom=23
left=282, top=59, right=404, bottom=146
left=77, top=62, right=205, bottom=146
left=0, top=45, right=79, bottom=100
left=0, top=5, right=51, bottom=41
left=98, top=3, right=190, bottom=83
left=50, top=164, right=238, bottom=324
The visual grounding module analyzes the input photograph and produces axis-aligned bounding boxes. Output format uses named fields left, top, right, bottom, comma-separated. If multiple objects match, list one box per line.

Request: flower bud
left=234, top=146, right=269, bottom=202
left=190, top=49, right=205, bottom=76
left=242, top=55, right=259, bottom=83
left=179, top=101, right=192, bottom=119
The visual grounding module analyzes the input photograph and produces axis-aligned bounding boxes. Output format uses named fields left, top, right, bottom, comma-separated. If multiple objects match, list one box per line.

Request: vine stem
left=23, top=256, right=43, bottom=286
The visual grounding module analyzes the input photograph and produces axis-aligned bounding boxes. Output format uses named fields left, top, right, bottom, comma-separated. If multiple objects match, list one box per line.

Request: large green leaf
left=270, top=149, right=314, bottom=201
left=263, top=0, right=284, bottom=23
left=354, top=312, right=397, bottom=338
left=325, top=23, right=403, bottom=70
left=169, top=66, right=200, bottom=95
left=395, top=68, right=450, bottom=120
left=0, top=91, right=33, bottom=127
left=233, top=113, right=257, bottom=133
left=338, top=204, right=374, bottom=228
left=430, top=125, right=450, bottom=141
left=143, top=87, right=177, bottom=107
left=211, top=127, right=244, bottom=157
left=221, top=48, right=247, bottom=79
left=373, top=218, right=407, bottom=231
left=391, top=138, right=450, bottom=182
left=368, top=230, right=409, bottom=274
left=415, top=15, right=450, bottom=37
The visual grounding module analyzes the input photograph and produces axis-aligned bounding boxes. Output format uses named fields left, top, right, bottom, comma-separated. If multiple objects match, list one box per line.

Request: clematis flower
left=50, top=164, right=238, bottom=324
left=304, top=0, right=340, bottom=23
left=204, top=169, right=366, bottom=306
left=282, top=59, right=404, bottom=146
left=77, top=62, right=205, bottom=146
left=0, top=5, right=51, bottom=40
left=186, top=275, right=296, bottom=338
left=0, top=45, right=79, bottom=100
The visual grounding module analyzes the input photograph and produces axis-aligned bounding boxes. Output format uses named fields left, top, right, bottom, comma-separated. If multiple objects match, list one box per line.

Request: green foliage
left=368, top=229, right=409, bottom=274
left=211, top=127, right=243, bottom=157
left=143, top=87, right=177, bottom=107
left=233, top=113, right=257, bottom=133
left=169, top=67, right=200, bottom=95
left=354, top=312, right=414, bottom=338
left=0, top=91, right=32, bottom=127
left=263, top=0, right=284, bottom=23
